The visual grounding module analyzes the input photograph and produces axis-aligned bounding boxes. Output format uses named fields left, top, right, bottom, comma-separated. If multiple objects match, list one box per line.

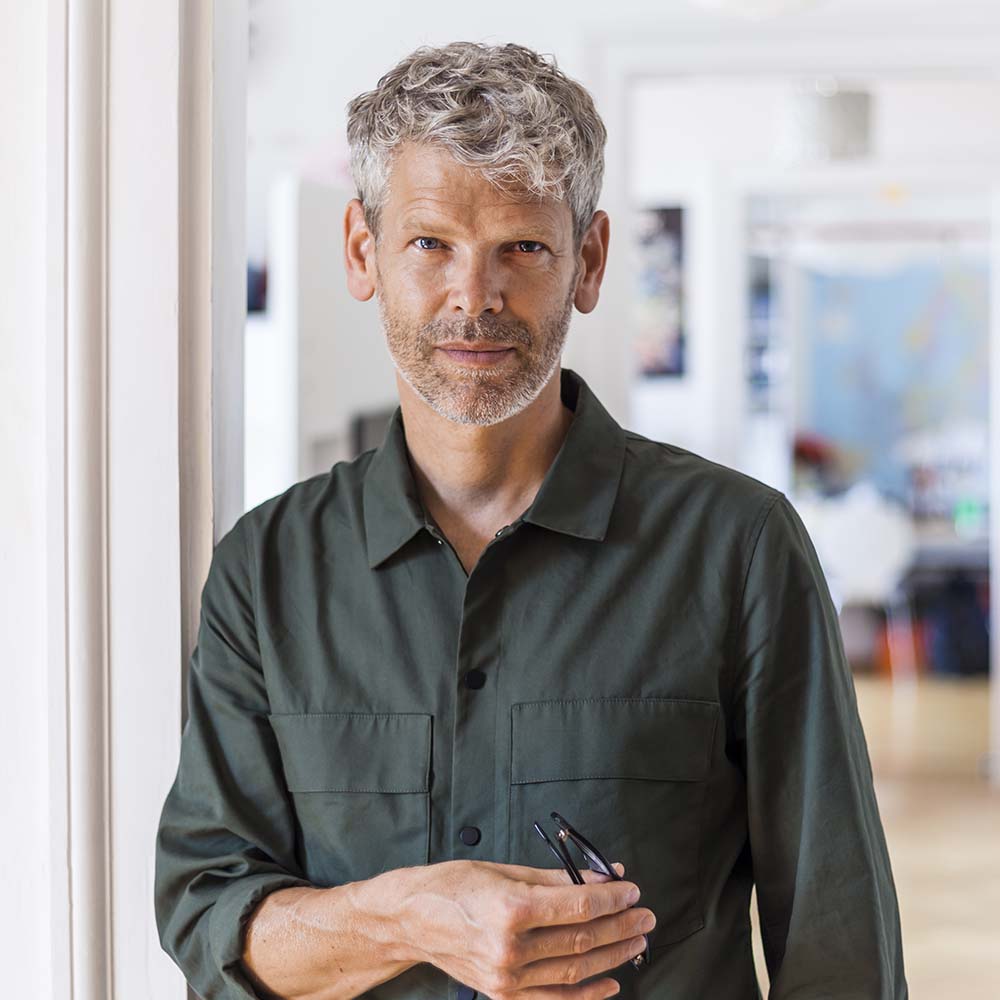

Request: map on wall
left=801, top=256, right=990, bottom=507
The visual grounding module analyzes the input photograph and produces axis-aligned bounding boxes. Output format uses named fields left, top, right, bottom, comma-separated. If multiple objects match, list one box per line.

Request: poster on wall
left=634, top=206, right=686, bottom=376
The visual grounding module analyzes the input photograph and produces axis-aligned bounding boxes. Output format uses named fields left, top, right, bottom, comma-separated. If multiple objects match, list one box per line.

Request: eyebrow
left=398, top=216, right=558, bottom=242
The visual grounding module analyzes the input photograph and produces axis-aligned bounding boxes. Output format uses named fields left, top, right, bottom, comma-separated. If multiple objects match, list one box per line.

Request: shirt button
left=463, top=669, right=486, bottom=689
left=495, top=525, right=507, bottom=537
left=457, top=986, right=477, bottom=1000
left=459, top=825, right=481, bottom=846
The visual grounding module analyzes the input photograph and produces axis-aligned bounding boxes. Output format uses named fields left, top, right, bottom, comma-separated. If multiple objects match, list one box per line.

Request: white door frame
left=46, top=1, right=247, bottom=997
left=583, top=12, right=1000, bottom=785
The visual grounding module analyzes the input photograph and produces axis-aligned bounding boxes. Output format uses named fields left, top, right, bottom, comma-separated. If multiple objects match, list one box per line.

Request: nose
left=447, top=251, right=504, bottom=317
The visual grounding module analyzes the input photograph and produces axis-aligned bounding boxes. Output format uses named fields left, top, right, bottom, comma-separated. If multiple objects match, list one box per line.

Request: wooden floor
left=749, top=675, right=999, bottom=997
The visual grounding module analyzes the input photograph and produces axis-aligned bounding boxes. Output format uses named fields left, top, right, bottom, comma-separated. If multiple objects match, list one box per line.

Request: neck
left=396, top=368, right=574, bottom=531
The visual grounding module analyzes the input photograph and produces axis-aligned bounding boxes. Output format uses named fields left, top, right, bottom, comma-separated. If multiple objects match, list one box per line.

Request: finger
left=511, top=929, right=648, bottom=991
left=514, top=973, right=622, bottom=1000
left=536, top=977, right=621, bottom=1000
left=521, top=878, right=640, bottom=929
left=522, top=902, right=656, bottom=967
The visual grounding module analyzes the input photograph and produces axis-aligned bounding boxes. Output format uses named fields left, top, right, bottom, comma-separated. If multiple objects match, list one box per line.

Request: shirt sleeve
left=154, top=516, right=314, bottom=1000
left=730, top=492, right=907, bottom=998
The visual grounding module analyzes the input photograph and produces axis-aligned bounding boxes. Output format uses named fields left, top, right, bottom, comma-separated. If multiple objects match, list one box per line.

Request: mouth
left=436, top=344, right=517, bottom=367
left=436, top=342, right=515, bottom=352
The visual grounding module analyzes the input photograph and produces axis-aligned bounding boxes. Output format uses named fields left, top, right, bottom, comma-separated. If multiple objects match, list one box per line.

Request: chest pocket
left=507, top=697, right=718, bottom=952
left=268, top=712, right=432, bottom=886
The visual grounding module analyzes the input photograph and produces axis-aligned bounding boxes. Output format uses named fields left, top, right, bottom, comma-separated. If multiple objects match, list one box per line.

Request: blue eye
left=411, top=237, right=546, bottom=254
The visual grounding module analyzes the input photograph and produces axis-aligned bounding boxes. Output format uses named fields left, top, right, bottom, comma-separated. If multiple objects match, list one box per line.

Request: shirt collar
left=362, top=366, right=627, bottom=569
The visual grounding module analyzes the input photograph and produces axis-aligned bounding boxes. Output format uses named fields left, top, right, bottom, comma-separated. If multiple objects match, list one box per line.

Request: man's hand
left=396, top=859, right=656, bottom=999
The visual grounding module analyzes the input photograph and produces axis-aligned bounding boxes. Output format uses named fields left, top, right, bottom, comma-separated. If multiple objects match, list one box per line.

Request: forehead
left=385, top=141, right=569, bottom=234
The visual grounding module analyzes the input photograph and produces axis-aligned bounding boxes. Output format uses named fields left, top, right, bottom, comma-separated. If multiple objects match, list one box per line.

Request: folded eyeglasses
left=534, top=810, right=652, bottom=970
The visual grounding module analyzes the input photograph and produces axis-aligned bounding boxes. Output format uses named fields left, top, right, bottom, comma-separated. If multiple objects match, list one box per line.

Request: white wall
left=630, top=76, right=1000, bottom=176
left=0, top=3, right=52, bottom=995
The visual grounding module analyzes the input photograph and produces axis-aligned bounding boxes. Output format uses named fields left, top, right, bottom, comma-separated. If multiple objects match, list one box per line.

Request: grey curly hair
left=345, top=41, right=607, bottom=253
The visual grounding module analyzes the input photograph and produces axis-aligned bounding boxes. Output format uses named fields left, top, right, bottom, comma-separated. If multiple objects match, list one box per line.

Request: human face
left=371, top=143, right=582, bottom=427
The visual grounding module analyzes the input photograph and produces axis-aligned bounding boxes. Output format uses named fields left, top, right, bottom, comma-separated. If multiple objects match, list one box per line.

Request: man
left=155, top=41, right=906, bottom=1000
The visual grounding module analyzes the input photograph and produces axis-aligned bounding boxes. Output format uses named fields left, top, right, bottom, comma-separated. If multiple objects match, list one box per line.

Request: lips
left=437, top=344, right=517, bottom=367
left=436, top=344, right=514, bottom=352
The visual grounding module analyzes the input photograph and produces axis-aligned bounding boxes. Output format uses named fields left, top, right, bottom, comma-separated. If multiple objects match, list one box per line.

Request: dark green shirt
left=155, top=366, right=906, bottom=1000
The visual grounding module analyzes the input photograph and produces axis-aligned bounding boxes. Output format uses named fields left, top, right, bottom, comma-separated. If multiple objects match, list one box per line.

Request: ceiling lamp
left=776, top=77, right=873, bottom=162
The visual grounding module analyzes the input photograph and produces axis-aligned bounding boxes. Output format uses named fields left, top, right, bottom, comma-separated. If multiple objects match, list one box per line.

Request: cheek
left=391, top=264, right=450, bottom=307
left=506, top=276, right=569, bottom=318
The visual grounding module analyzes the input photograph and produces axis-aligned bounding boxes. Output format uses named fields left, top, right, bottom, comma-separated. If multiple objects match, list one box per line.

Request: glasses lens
left=551, top=811, right=616, bottom=878
left=578, top=841, right=614, bottom=876
left=534, top=819, right=584, bottom=883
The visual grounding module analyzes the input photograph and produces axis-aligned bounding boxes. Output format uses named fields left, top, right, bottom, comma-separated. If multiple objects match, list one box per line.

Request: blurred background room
left=242, top=2, right=999, bottom=995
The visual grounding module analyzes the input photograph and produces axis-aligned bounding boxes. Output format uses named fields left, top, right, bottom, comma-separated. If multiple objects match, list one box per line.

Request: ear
left=344, top=198, right=377, bottom=302
left=573, top=210, right=610, bottom=315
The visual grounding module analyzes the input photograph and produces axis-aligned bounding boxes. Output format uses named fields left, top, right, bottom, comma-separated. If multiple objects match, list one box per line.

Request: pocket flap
left=511, top=698, right=718, bottom=784
left=268, top=712, right=432, bottom=793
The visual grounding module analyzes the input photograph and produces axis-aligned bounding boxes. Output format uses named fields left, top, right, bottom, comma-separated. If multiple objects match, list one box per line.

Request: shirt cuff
left=209, top=871, right=315, bottom=1000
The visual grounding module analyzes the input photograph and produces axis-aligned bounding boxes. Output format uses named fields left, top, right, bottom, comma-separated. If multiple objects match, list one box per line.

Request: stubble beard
left=376, top=268, right=578, bottom=427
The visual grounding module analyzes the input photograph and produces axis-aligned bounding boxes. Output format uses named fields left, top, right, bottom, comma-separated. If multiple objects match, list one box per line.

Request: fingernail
left=626, top=884, right=640, bottom=903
